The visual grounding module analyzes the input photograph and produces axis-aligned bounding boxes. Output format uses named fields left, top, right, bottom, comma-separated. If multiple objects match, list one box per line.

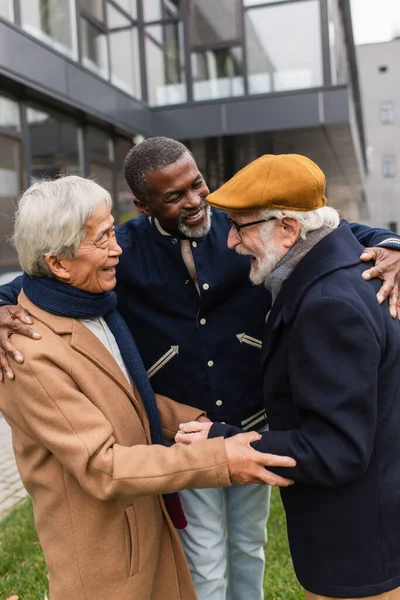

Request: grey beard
left=178, top=205, right=212, bottom=239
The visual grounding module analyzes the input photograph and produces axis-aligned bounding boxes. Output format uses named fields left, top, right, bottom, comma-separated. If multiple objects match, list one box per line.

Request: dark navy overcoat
left=211, top=222, right=400, bottom=597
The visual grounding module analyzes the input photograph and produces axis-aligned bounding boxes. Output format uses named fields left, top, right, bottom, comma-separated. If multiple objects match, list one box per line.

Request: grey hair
left=259, top=206, right=340, bottom=239
left=13, top=175, right=112, bottom=277
left=123, top=136, right=193, bottom=203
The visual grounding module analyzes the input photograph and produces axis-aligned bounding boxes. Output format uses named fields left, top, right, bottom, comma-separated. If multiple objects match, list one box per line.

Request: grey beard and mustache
left=235, top=225, right=281, bottom=285
left=177, top=199, right=212, bottom=239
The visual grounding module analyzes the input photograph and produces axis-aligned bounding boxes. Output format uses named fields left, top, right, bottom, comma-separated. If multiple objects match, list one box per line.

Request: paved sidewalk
left=0, top=415, right=28, bottom=518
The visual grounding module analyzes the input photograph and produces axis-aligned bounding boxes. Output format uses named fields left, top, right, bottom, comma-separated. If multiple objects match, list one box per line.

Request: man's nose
left=227, top=226, right=240, bottom=249
left=183, top=190, right=202, bottom=209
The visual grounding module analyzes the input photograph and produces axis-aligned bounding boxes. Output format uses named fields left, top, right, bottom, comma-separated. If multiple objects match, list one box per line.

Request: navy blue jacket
left=0, top=213, right=399, bottom=428
left=210, top=222, right=400, bottom=597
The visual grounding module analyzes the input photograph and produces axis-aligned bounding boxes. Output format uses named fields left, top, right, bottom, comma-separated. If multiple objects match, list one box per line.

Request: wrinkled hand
left=0, top=305, right=40, bottom=381
left=360, top=247, right=400, bottom=318
left=224, top=432, right=296, bottom=486
left=175, top=420, right=212, bottom=444
left=196, top=415, right=211, bottom=423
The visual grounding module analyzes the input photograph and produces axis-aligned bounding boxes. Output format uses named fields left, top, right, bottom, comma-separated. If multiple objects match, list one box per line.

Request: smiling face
left=135, top=153, right=212, bottom=238
left=227, top=212, right=288, bottom=285
left=46, top=202, right=122, bottom=293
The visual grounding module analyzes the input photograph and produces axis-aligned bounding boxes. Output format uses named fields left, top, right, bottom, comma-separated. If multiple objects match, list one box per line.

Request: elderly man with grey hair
left=177, top=154, right=400, bottom=600
left=0, top=174, right=296, bottom=600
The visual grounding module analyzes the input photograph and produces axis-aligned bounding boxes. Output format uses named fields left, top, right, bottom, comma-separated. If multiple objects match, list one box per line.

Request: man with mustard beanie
left=177, top=154, right=400, bottom=600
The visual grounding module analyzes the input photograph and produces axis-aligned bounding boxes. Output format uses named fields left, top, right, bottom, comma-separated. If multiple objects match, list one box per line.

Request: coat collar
left=261, top=222, right=365, bottom=368
left=18, top=291, right=142, bottom=413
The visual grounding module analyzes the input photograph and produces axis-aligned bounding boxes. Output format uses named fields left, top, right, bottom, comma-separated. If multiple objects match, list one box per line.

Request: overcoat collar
left=261, top=222, right=365, bottom=368
left=17, top=291, right=142, bottom=413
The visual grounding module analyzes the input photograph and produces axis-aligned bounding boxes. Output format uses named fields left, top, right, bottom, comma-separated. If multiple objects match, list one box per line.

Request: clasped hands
left=176, top=419, right=296, bottom=488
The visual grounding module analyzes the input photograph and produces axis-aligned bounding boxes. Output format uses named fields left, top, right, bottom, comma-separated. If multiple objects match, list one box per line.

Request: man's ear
left=133, top=198, right=152, bottom=217
left=44, top=254, right=71, bottom=282
left=280, top=217, right=300, bottom=249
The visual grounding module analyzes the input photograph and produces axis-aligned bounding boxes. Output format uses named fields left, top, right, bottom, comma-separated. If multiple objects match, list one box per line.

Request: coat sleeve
left=7, top=354, right=230, bottom=501
left=249, top=296, right=382, bottom=487
left=348, top=221, right=400, bottom=249
left=0, top=275, right=22, bottom=304
left=155, top=393, right=206, bottom=439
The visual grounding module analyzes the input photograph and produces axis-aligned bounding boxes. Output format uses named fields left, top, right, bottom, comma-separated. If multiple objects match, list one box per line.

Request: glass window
left=0, top=96, right=22, bottom=269
left=0, top=136, right=22, bottom=269
left=0, top=0, right=14, bottom=21
left=145, top=23, right=186, bottom=105
left=80, top=0, right=105, bottom=22
left=383, top=154, right=396, bottom=178
left=189, top=0, right=241, bottom=48
left=115, top=138, right=141, bottom=222
left=113, top=0, right=137, bottom=19
left=27, top=107, right=82, bottom=180
left=0, top=96, right=21, bottom=132
left=245, top=0, right=323, bottom=95
left=107, top=3, right=141, bottom=96
left=380, top=101, right=395, bottom=124
left=191, top=47, right=244, bottom=101
left=20, top=0, right=77, bottom=59
left=81, top=16, right=109, bottom=78
left=244, top=0, right=290, bottom=4
left=143, top=0, right=179, bottom=22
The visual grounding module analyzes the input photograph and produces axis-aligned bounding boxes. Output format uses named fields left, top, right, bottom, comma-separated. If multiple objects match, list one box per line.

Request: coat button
left=207, top=360, right=214, bottom=367
left=172, top=238, right=178, bottom=244
left=185, top=280, right=190, bottom=285
left=202, top=283, right=209, bottom=290
left=192, top=241, right=197, bottom=248
left=216, top=400, right=223, bottom=406
left=200, top=318, right=206, bottom=325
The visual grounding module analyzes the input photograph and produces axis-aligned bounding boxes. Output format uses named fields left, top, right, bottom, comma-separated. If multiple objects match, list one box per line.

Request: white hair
left=13, top=175, right=112, bottom=277
left=259, top=206, right=340, bottom=239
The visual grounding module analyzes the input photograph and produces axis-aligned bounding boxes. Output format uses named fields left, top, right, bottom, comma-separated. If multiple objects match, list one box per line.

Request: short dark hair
left=123, top=136, right=192, bottom=202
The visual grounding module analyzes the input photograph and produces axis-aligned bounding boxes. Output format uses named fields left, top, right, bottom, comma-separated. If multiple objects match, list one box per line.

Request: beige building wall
left=357, top=39, right=400, bottom=230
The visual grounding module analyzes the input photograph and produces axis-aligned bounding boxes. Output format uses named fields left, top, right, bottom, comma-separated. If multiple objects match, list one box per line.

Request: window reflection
left=0, top=96, right=21, bottom=132
left=245, top=0, right=323, bottom=94
left=143, top=0, right=179, bottom=22
left=115, top=138, right=141, bottom=222
left=107, top=3, right=141, bottom=97
left=20, top=0, right=77, bottom=59
left=189, top=0, right=241, bottom=48
left=80, top=0, right=105, bottom=23
left=113, top=0, right=137, bottom=19
left=81, top=16, right=109, bottom=79
left=191, top=47, right=244, bottom=100
left=27, top=107, right=82, bottom=180
left=0, top=0, right=14, bottom=21
left=145, top=23, right=186, bottom=105
left=0, top=95, right=22, bottom=269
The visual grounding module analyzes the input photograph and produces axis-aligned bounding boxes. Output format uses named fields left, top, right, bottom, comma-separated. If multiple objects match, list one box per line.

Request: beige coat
left=0, top=293, right=230, bottom=600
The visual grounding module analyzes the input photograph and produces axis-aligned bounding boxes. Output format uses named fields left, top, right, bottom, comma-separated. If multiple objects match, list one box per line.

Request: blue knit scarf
left=22, top=274, right=186, bottom=529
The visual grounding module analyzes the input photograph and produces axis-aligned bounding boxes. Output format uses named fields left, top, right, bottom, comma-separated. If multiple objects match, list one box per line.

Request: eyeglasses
left=228, top=216, right=276, bottom=234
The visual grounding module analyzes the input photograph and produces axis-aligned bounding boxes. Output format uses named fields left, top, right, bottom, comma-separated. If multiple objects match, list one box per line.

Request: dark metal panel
left=0, top=22, right=68, bottom=95
left=0, top=21, right=153, bottom=136
left=154, top=86, right=352, bottom=140
left=323, top=87, right=349, bottom=123
left=224, top=92, right=321, bottom=134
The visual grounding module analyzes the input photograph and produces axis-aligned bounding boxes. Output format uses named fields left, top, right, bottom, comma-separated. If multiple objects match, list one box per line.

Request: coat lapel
left=18, top=292, right=143, bottom=416
left=69, top=321, right=143, bottom=414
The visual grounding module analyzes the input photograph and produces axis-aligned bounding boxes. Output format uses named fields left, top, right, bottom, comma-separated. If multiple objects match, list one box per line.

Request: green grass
left=264, top=487, right=303, bottom=600
left=0, top=499, right=48, bottom=600
left=0, top=489, right=301, bottom=599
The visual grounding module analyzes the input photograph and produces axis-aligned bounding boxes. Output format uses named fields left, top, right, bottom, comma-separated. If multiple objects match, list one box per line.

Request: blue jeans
left=178, top=483, right=271, bottom=600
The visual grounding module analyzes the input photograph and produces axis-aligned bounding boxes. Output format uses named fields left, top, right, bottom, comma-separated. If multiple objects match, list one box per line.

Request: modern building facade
left=0, top=0, right=367, bottom=272
left=357, top=38, right=400, bottom=231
